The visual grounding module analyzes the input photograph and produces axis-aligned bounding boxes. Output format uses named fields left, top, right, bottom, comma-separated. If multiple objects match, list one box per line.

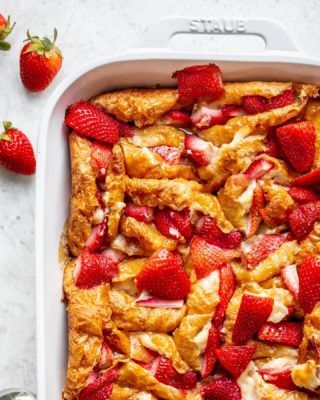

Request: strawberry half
left=259, top=368, right=297, bottom=391
left=197, top=216, right=243, bottom=249
left=241, top=233, right=291, bottom=268
left=99, top=342, right=114, bottom=370
left=0, top=121, right=36, bottom=175
left=276, top=121, right=316, bottom=173
left=173, top=64, right=223, bottom=100
left=154, top=208, right=181, bottom=239
left=288, top=200, right=320, bottom=240
left=0, top=14, right=15, bottom=51
left=202, top=323, right=220, bottom=378
left=90, top=142, right=112, bottom=180
left=258, top=321, right=303, bottom=347
left=124, top=202, right=154, bottom=222
left=221, top=104, right=245, bottom=118
left=78, top=367, right=119, bottom=400
left=20, top=29, right=62, bottom=92
left=135, top=249, right=190, bottom=300
left=191, top=236, right=240, bottom=279
left=168, top=208, right=194, bottom=241
left=150, top=146, right=181, bottom=165
left=232, top=294, right=274, bottom=344
left=191, top=106, right=227, bottom=129
left=185, top=134, right=217, bottom=166
left=281, top=264, right=299, bottom=299
left=289, top=187, right=320, bottom=204
left=161, top=110, right=191, bottom=127
left=201, top=377, right=241, bottom=400
left=264, top=128, right=284, bottom=158
left=214, top=264, right=236, bottom=332
left=243, top=158, right=274, bottom=180
left=246, top=185, right=265, bottom=238
left=85, top=219, right=107, bottom=252
left=298, top=255, right=320, bottom=313
left=242, top=88, right=295, bottom=114
left=215, top=344, right=256, bottom=378
left=65, top=102, right=119, bottom=144
left=154, top=356, right=198, bottom=390
left=73, top=250, right=119, bottom=289
left=291, top=168, right=320, bottom=188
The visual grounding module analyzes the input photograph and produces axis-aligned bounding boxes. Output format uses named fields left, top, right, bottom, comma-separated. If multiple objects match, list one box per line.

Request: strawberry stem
left=24, top=28, right=62, bottom=58
left=0, top=121, right=14, bottom=141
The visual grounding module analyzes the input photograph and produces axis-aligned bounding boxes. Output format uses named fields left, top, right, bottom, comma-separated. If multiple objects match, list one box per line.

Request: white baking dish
left=35, top=17, right=320, bottom=399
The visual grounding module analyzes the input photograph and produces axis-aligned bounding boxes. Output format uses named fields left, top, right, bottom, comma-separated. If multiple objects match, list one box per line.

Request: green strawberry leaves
left=0, top=15, right=16, bottom=51
left=24, top=28, right=62, bottom=58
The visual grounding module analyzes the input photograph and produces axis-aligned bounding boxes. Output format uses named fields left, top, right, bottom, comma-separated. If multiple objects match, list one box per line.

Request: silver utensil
left=0, top=389, right=36, bottom=400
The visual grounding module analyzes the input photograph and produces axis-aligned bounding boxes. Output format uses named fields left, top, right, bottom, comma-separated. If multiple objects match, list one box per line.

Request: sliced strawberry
left=201, top=377, right=241, bottom=400
left=117, top=119, right=133, bottom=137
left=173, top=64, right=223, bottom=100
left=202, top=324, right=220, bottom=378
left=154, top=208, right=180, bottom=239
left=191, top=106, right=227, bottom=129
left=191, top=236, right=240, bottom=279
left=197, top=216, right=243, bottom=249
left=243, top=158, right=274, bottom=180
left=214, top=264, right=236, bottom=332
left=276, top=121, right=316, bottom=173
left=73, top=250, right=119, bottom=289
left=161, top=110, right=191, bottom=126
left=85, top=220, right=107, bottom=252
left=232, top=294, right=274, bottom=344
left=215, top=344, right=256, bottom=378
left=150, top=145, right=181, bottom=165
left=124, top=202, right=154, bottom=222
left=246, top=185, right=265, bottom=238
left=185, top=134, right=216, bottom=166
left=258, top=321, right=303, bottom=347
left=289, top=187, right=320, bottom=204
left=242, top=88, right=295, bottom=114
left=288, top=200, right=320, bottom=240
left=168, top=208, right=194, bottom=241
left=154, top=356, right=198, bottom=390
left=65, top=102, right=119, bottom=144
left=90, top=142, right=112, bottom=179
left=241, top=233, right=291, bottom=268
left=135, top=249, right=190, bottom=300
left=78, top=367, right=119, bottom=400
left=259, top=368, right=297, bottom=391
left=100, top=249, right=126, bottom=264
left=281, top=264, right=299, bottom=299
left=291, top=168, right=320, bottom=188
left=298, top=255, right=320, bottom=313
left=221, top=104, right=245, bottom=118
left=264, top=128, right=284, bottom=158
left=99, top=343, right=114, bottom=370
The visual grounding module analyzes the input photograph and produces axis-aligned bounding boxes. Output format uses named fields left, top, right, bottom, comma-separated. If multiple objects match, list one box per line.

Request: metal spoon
left=0, top=389, right=36, bottom=400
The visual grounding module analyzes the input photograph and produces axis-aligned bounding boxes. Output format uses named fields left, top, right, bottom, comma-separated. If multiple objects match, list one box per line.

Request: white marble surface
left=1, top=0, right=320, bottom=393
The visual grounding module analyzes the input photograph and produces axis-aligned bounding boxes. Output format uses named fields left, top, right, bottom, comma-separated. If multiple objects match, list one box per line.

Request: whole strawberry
left=0, top=14, right=15, bottom=51
left=0, top=121, right=36, bottom=175
left=20, top=29, right=62, bottom=92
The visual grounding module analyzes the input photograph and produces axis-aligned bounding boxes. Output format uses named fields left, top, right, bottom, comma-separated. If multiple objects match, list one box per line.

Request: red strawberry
left=191, top=106, right=227, bottom=129
left=298, top=255, right=320, bottom=313
left=117, top=119, right=133, bottom=137
left=276, top=121, right=316, bottom=173
left=99, top=343, right=114, bottom=370
left=154, top=356, right=198, bottom=389
left=243, top=158, right=274, bottom=180
left=135, top=249, right=190, bottom=300
left=242, top=88, right=295, bottom=114
left=288, top=201, right=320, bottom=240
left=259, top=368, right=297, bottom=390
left=124, top=202, right=154, bottom=222
left=90, top=142, right=112, bottom=180
left=85, top=220, right=107, bottom=252
left=289, top=187, right=320, bottom=204
left=190, top=236, right=240, bottom=279
left=185, top=134, right=216, bottom=166
left=291, top=168, right=320, bottom=188
left=221, top=104, right=245, bottom=118
left=258, top=321, right=303, bottom=346
left=201, top=377, right=241, bottom=400
left=65, top=102, right=119, bottom=144
left=154, top=208, right=181, bottom=239
left=246, top=185, right=265, bottom=238
left=0, top=121, right=36, bottom=175
left=73, top=250, right=119, bottom=289
left=173, top=64, right=223, bottom=100
left=0, top=14, right=15, bottom=51
left=215, top=344, right=256, bottom=377
left=281, top=264, right=299, bottom=299
left=20, top=29, right=62, bottom=92
left=168, top=208, right=194, bottom=241
left=214, top=264, right=236, bottom=331
left=232, top=294, right=274, bottom=344
left=150, top=146, right=181, bottom=165
left=264, top=129, right=284, bottom=158
left=241, top=233, right=291, bottom=268
left=202, top=324, right=220, bottom=378
left=78, top=367, right=119, bottom=400
left=197, top=216, right=243, bottom=249
left=161, top=110, right=191, bottom=126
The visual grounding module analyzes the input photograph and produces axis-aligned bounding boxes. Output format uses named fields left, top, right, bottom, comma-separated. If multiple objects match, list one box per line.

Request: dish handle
left=135, top=17, right=298, bottom=53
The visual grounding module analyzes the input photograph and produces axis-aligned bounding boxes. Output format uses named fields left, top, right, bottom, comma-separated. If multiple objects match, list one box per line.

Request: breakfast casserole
left=62, top=63, right=320, bottom=399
